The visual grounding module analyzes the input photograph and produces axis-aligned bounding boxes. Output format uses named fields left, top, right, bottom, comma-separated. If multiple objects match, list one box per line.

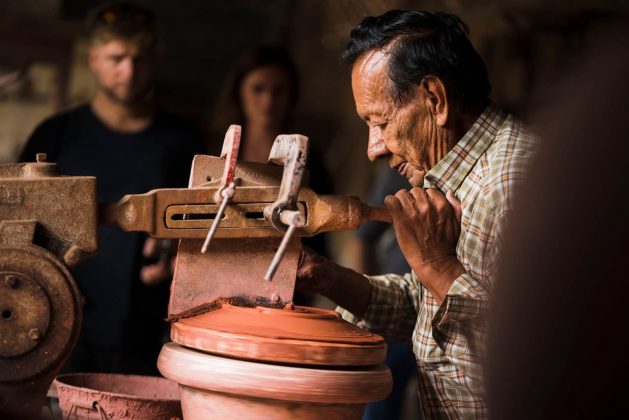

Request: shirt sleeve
left=432, top=209, right=506, bottom=329
left=337, top=271, right=421, bottom=343
left=431, top=273, right=489, bottom=345
left=430, top=206, right=508, bottom=386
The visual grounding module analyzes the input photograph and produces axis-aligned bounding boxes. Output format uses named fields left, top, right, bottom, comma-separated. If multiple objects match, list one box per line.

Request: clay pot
left=159, top=304, right=392, bottom=420
left=54, top=373, right=182, bottom=419
left=159, top=343, right=391, bottom=420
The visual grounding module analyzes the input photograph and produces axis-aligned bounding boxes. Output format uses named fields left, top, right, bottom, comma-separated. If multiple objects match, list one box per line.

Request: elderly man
left=297, top=10, right=536, bottom=418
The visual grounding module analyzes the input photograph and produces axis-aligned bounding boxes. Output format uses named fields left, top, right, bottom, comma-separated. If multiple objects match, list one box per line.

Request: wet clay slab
left=171, top=303, right=386, bottom=366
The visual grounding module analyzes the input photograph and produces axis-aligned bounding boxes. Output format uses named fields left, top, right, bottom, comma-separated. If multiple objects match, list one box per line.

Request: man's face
left=351, top=50, right=435, bottom=186
left=88, top=38, right=155, bottom=105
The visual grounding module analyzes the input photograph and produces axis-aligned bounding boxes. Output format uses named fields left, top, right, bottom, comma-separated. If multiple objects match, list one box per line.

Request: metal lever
left=263, top=134, right=309, bottom=280
left=264, top=210, right=305, bottom=281
left=201, top=125, right=241, bottom=253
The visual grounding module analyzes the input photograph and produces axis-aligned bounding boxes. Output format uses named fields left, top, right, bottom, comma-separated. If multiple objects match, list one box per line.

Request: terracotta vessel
left=54, top=373, right=182, bottom=419
left=158, top=304, right=392, bottom=419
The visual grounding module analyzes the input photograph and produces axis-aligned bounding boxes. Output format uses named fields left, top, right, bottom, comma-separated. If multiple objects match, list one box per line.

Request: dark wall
left=2, top=0, right=628, bottom=194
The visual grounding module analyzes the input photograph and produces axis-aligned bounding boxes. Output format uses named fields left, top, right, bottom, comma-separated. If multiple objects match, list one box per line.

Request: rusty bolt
left=36, top=153, right=47, bottom=163
left=4, top=275, right=17, bottom=288
left=29, top=328, right=41, bottom=341
left=272, top=294, right=281, bottom=303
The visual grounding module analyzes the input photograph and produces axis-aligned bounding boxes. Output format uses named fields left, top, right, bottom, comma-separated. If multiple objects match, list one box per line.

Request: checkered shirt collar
left=424, top=102, right=506, bottom=192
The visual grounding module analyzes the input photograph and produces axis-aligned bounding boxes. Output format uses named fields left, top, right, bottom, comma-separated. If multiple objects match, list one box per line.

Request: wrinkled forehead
left=351, top=50, right=393, bottom=113
left=352, top=49, right=390, bottom=79
left=352, top=50, right=392, bottom=94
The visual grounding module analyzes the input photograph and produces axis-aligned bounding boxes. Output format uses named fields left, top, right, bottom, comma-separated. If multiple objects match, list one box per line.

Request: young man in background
left=20, top=2, right=204, bottom=374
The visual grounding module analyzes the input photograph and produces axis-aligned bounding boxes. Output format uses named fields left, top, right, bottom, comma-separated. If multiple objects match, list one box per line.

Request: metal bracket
left=263, top=135, right=308, bottom=281
left=263, top=134, right=309, bottom=231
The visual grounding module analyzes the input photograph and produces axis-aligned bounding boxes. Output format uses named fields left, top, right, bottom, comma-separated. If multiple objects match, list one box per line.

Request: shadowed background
left=1, top=2, right=628, bottom=418
left=1, top=0, right=627, bottom=265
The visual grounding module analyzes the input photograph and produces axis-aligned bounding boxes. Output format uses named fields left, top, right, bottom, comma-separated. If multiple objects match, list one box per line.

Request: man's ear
left=420, top=76, right=449, bottom=127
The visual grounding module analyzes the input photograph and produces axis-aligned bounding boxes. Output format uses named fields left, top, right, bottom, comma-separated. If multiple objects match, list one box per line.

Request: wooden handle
left=362, top=204, right=392, bottom=223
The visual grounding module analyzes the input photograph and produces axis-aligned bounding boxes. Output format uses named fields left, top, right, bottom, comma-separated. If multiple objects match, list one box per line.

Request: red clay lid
left=171, top=303, right=387, bottom=366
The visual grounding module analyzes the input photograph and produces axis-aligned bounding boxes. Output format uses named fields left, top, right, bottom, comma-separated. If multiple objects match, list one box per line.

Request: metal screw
left=272, top=294, right=281, bottom=303
left=36, top=153, right=47, bottom=163
left=29, top=328, right=41, bottom=341
left=4, top=275, right=17, bottom=288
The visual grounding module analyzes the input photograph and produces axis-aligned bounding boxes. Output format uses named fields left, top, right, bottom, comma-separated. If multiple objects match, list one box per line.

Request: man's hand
left=296, top=246, right=371, bottom=318
left=385, top=188, right=465, bottom=303
left=140, top=238, right=175, bottom=286
left=296, top=246, right=336, bottom=295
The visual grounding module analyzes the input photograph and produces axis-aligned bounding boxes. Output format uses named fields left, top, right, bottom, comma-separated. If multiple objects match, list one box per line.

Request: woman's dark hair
left=343, top=10, right=490, bottom=111
left=212, top=46, right=299, bottom=136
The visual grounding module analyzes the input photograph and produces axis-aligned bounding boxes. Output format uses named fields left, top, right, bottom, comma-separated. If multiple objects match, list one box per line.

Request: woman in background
left=211, top=46, right=298, bottom=162
left=210, top=45, right=332, bottom=267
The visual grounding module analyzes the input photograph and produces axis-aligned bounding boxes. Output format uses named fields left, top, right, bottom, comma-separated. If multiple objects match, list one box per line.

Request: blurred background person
left=19, top=2, right=204, bottom=375
left=209, top=45, right=333, bottom=264
left=487, top=26, right=629, bottom=419
left=210, top=45, right=298, bottom=162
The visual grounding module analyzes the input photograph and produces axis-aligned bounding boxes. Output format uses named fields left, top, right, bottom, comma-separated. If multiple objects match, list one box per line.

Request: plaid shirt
left=340, top=103, right=537, bottom=419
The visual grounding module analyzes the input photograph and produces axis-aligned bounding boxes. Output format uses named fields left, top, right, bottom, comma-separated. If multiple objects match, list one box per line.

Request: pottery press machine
left=0, top=126, right=393, bottom=419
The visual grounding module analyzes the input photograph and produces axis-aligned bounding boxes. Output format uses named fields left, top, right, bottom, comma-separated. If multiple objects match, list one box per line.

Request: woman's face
left=240, top=65, right=292, bottom=128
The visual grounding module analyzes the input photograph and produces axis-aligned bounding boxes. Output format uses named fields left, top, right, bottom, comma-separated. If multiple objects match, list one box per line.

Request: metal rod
left=264, top=223, right=297, bottom=281
left=200, top=194, right=230, bottom=253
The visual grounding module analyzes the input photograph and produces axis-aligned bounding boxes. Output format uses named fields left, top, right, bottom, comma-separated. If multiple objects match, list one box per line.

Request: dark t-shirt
left=20, top=104, right=204, bottom=351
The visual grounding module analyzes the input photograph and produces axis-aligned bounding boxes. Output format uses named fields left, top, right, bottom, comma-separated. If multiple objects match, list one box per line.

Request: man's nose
left=119, top=58, right=134, bottom=80
left=367, top=127, right=387, bottom=161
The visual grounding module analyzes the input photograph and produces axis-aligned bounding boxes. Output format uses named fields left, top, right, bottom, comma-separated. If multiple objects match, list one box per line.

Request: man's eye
left=110, top=56, right=124, bottom=63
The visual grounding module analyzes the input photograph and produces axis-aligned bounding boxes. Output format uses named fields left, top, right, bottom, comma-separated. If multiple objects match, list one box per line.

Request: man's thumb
left=446, top=190, right=462, bottom=222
